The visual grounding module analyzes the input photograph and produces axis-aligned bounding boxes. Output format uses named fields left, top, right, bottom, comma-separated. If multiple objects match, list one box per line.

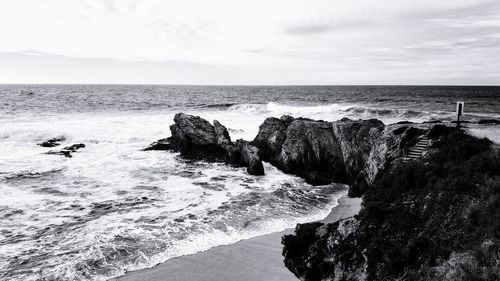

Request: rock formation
left=45, top=143, right=85, bottom=158
left=149, top=113, right=426, bottom=195
left=38, top=137, right=66, bottom=147
left=145, top=113, right=264, bottom=175
left=253, top=116, right=417, bottom=196
left=282, top=126, right=500, bottom=281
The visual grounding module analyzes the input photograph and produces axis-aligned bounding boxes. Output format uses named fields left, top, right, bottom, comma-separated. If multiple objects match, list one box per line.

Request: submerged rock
left=38, top=137, right=66, bottom=147
left=63, top=143, right=85, bottom=151
left=478, top=118, right=500, bottom=125
left=45, top=143, right=85, bottom=158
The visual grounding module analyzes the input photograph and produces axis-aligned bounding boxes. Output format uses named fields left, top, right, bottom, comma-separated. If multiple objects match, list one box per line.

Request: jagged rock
left=253, top=115, right=294, bottom=161
left=45, top=143, right=85, bottom=158
left=63, top=143, right=85, bottom=151
left=38, top=137, right=65, bottom=147
left=282, top=127, right=500, bottom=281
left=282, top=218, right=366, bottom=281
left=143, top=138, right=171, bottom=151
left=213, top=120, right=232, bottom=146
left=147, top=113, right=265, bottom=176
left=253, top=116, right=347, bottom=185
left=236, top=140, right=264, bottom=175
left=167, top=113, right=225, bottom=161
left=332, top=118, right=389, bottom=196
left=279, top=118, right=347, bottom=185
left=253, top=116, right=406, bottom=191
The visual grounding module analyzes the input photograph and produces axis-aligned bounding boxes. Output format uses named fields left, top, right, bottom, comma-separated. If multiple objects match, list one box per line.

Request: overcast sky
left=1, top=0, right=499, bottom=85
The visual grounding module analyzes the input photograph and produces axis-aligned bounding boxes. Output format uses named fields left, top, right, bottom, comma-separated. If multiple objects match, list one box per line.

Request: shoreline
left=115, top=195, right=362, bottom=281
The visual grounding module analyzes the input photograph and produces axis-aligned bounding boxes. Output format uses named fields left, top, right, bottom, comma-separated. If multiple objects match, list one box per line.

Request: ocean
left=1, top=85, right=499, bottom=281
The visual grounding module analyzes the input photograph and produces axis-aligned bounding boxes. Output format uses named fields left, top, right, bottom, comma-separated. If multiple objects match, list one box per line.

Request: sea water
left=1, top=85, right=499, bottom=280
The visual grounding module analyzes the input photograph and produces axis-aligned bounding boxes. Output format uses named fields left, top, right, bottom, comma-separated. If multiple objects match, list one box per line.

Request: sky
left=0, top=0, right=500, bottom=85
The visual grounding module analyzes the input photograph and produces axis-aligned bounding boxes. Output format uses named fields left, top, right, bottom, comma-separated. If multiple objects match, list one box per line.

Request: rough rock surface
left=235, top=140, right=265, bottom=175
left=146, top=113, right=264, bottom=175
left=143, top=138, right=171, bottom=151
left=38, top=137, right=65, bottom=147
left=282, top=218, right=366, bottom=281
left=45, top=143, right=86, bottom=158
left=253, top=116, right=412, bottom=195
left=282, top=127, right=500, bottom=281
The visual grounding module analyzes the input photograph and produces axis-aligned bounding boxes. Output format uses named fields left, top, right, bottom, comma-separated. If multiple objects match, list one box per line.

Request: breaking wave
left=224, top=102, right=456, bottom=123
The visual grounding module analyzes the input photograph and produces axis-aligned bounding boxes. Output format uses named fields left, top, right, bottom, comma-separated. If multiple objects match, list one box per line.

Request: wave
left=223, top=102, right=453, bottom=122
left=0, top=168, right=65, bottom=181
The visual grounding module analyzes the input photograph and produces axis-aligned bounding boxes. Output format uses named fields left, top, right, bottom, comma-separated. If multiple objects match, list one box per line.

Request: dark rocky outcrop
left=46, top=143, right=85, bottom=158
left=283, top=127, right=500, bottom=281
left=253, top=116, right=413, bottom=196
left=38, top=137, right=65, bottom=147
left=235, top=140, right=265, bottom=175
left=253, top=116, right=347, bottom=185
left=146, top=113, right=264, bottom=175
left=143, top=138, right=171, bottom=151
left=149, top=113, right=424, bottom=194
left=478, top=119, right=500, bottom=125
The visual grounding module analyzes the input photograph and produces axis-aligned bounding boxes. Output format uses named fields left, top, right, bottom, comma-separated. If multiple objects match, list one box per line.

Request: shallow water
left=0, top=85, right=499, bottom=280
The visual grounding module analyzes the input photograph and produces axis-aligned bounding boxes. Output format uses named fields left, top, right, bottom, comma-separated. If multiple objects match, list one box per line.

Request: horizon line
left=1, top=83, right=500, bottom=87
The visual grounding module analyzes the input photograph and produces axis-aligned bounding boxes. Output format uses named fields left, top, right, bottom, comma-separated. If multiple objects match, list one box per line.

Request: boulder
left=168, top=113, right=224, bottom=160
left=63, top=143, right=85, bottom=151
left=253, top=115, right=294, bottom=162
left=45, top=143, right=85, bottom=158
left=279, top=118, right=347, bottom=185
left=213, top=120, right=232, bottom=147
left=236, top=140, right=265, bottom=175
left=147, top=113, right=265, bottom=176
left=38, top=137, right=65, bottom=147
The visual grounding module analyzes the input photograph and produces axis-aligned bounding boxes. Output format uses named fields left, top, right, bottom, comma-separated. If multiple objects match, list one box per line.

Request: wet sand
left=116, top=196, right=362, bottom=281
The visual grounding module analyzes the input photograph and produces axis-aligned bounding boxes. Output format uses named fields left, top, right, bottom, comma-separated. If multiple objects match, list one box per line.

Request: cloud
left=285, top=24, right=333, bottom=36
left=285, top=20, right=370, bottom=36
left=0, top=0, right=500, bottom=84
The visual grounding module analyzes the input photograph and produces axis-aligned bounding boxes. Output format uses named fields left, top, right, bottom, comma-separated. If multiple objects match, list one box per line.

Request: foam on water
left=1, top=85, right=499, bottom=280
left=0, top=109, right=348, bottom=281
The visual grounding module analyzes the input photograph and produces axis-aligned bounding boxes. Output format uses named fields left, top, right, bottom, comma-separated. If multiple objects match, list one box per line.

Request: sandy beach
left=116, top=196, right=362, bottom=281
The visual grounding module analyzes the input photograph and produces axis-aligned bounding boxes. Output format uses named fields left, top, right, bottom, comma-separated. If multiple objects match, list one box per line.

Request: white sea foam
left=1, top=99, right=499, bottom=281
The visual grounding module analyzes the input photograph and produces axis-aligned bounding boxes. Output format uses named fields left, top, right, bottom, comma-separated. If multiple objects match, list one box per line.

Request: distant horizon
left=1, top=1, right=500, bottom=85
left=2, top=83, right=500, bottom=87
